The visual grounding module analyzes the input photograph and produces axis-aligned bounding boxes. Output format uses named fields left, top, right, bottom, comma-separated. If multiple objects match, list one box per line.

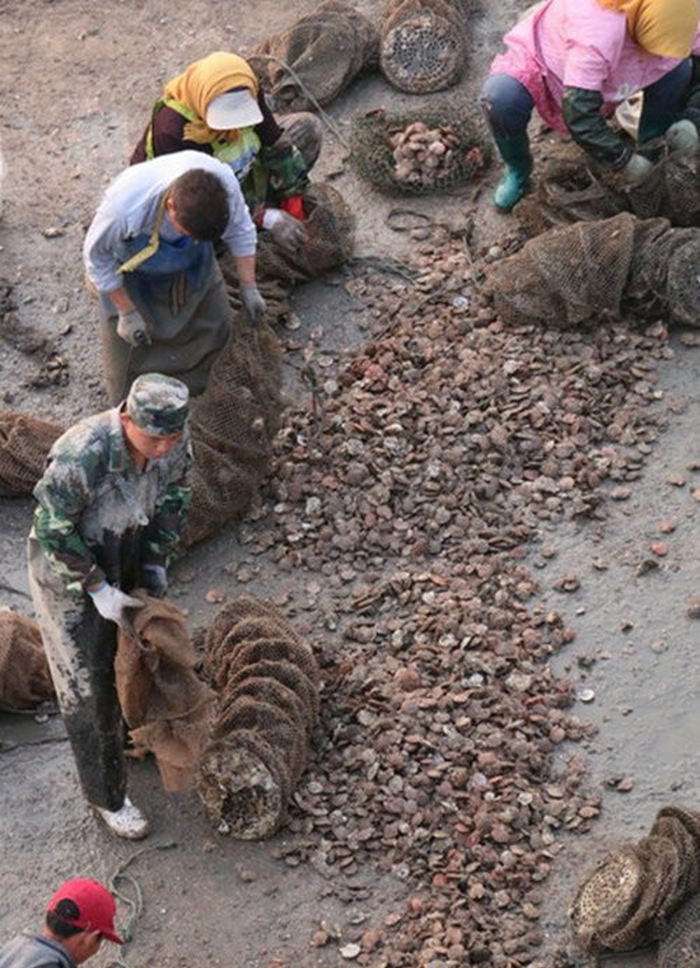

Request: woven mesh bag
left=350, top=104, right=490, bottom=195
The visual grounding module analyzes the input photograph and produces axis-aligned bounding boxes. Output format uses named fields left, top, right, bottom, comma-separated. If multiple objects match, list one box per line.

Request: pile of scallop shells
left=248, top=226, right=675, bottom=966
left=389, top=121, right=461, bottom=185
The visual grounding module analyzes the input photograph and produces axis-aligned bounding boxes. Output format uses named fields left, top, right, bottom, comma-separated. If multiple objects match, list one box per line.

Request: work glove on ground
left=621, top=153, right=653, bottom=186
left=89, top=582, right=143, bottom=627
left=240, top=283, right=266, bottom=324
left=117, top=308, right=151, bottom=346
left=666, top=119, right=699, bottom=153
left=262, top=207, right=307, bottom=252
left=138, top=562, right=168, bottom=598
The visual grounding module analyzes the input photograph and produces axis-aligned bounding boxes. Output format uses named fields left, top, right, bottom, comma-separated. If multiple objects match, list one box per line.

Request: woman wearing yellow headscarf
left=480, top=0, right=700, bottom=210
left=132, top=52, right=323, bottom=250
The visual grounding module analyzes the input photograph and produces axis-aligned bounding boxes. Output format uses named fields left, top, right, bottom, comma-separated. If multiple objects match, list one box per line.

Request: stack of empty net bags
left=379, top=0, right=469, bottom=93
left=115, top=593, right=214, bottom=792
left=249, top=0, right=378, bottom=112
left=220, top=183, right=356, bottom=322
left=488, top=211, right=700, bottom=328
left=198, top=596, right=320, bottom=839
left=569, top=805, right=700, bottom=955
left=0, top=410, right=63, bottom=497
left=0, top=609, right=54, bottom=711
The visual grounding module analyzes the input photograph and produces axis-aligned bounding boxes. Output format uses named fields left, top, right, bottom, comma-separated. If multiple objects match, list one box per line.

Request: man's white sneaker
left=95, top=796, right=150, bottom=840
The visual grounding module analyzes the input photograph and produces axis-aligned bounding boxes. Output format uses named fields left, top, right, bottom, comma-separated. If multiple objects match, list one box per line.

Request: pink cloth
left=490, top=0, right=700, bottom=132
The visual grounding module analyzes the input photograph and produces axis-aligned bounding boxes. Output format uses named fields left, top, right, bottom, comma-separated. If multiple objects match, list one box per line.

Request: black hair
left=46, top=899, right=84, bottom=939
left=169, top=169, right=230, bottom=241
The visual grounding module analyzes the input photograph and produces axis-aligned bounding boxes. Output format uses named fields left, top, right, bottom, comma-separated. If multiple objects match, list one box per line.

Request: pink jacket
left=490, top=0, right=700, bottom=132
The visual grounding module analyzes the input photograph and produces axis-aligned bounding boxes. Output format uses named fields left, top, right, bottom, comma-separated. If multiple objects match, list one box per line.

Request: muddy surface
left=2, top=2, right=700, bottom=968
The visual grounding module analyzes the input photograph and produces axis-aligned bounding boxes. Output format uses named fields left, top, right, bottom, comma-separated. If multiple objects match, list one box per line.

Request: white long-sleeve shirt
left=83, top=151, right=257, bottom=292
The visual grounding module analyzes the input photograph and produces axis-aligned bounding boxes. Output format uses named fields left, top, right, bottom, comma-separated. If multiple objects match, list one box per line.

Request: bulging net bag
left=0, top=410, right=64, bottom=497
left=222, top=183, right=355, bottom=321
left=379, top=0, right=468, bottom=94
left=249, top=0, right=378, bottom=112
left=627, top=146, right=700, bottom=226
left=0, top=609, right=54, bottom=711
left=570, top=805, right=700, bottom=955
left=198, top=595, right=319, bottom=839
left=183, top=324, right=284, bottom=547
left=350, top=104, right=490, bottom=195
left=516, top=141, right=700, bottom=234
left=490, top=212, right=700, bottom=328
left=658, top=891, right=700, bottom=968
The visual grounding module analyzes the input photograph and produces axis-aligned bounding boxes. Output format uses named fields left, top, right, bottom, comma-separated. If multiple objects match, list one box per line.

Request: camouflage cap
left=125, top=373, right=189, bottom=436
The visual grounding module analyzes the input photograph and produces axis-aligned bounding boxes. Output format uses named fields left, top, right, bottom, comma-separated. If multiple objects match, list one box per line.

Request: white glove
left=140, top=563, right=167, bottom=598
left=262, top=208, right=306, bottom=251
left=117, top=308, right=151, bottom=347
left=666, top=119, right=699, bottom=153
left=621, top=153, right=653, bottom=186
left=240, top=283, right=266, bottom=324
left=89, top=583, right=143, bottom=627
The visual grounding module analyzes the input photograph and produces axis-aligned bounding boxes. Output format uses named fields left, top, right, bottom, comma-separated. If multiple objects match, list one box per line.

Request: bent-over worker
left=28, top=374, right=192, bottom=839
left=130, top=51, right=322, bottom=253
left=0, top=878, right=123, bottom=968
left=84, top=150, right=264, bottom=404
left=481, top=0, right=700, bottom=210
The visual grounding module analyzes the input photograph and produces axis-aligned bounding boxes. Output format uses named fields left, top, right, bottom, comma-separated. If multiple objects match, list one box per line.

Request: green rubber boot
left=492, top=133, right=533, bottom=211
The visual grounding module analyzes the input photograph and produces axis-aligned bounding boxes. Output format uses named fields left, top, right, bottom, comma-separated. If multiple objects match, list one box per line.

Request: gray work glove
left=138, top=563, right=168, bottom=598
left=240, top=283, right=266, bottom=324
left=89, top=582, right=143, bottom=627
left=262, top=207, right=307, bottom=252
left=666, top=119, right=699, bottom=153
left=621, top=153, right=653, bottom=186
left=117, top=308, right=151, bottom=347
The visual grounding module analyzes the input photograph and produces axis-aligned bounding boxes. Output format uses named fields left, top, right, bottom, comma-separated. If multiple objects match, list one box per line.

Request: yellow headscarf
left=597, top=0, right=700, bottom=56
left=163, top=51, right=259, bottom=144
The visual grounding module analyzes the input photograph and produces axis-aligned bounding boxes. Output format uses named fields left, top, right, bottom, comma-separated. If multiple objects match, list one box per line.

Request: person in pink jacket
left=481, top=0, right=700, bottom=210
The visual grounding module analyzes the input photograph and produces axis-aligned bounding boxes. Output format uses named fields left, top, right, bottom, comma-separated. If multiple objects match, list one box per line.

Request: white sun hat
left=206, top=88, right=263, bottom=130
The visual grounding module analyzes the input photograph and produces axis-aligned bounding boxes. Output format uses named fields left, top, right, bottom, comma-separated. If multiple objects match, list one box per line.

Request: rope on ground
left=108, top=839, right=178, bottom=968
left=249, top=54, right=349, bottom=149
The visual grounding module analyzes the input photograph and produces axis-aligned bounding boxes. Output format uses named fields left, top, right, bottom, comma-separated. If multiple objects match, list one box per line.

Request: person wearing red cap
left=0, top=878, right=122, bottom=968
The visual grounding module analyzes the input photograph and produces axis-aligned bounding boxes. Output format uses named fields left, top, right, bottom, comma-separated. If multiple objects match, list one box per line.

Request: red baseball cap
left=47, top=878, right=123, bottom=944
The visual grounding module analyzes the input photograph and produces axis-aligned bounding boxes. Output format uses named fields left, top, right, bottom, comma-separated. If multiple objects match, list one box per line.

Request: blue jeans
left=480, top=59, right=694, bottom=141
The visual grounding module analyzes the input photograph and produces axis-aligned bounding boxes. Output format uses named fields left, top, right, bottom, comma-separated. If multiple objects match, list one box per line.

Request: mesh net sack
left=183, top=324, right=284, bottom=548
left=222, top=183, right=355, bottom=321
left=249, top=0, right=378, bottom=112
left=198, top=595, right=320, bottom=838
left=379, top=0, right=468, bottom=94
left=0, top=609, right=54, bottom=711
left=570, top=805, right=700, bottom=955
left=114, top=592, right=215, bottom=792
left=0, top=410, right=64, bottom=498
left=350, top=104, right=490, bottom=195
left=490, top=212, right=700, bottom=328
left=658, top=891, right=700, bottom=968
left=515, top=142, right=700, bottom=234
left=627, top=146, right=700, bottom=226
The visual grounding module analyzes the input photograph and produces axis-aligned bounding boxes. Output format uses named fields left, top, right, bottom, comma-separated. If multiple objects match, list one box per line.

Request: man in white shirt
left=84, top=151, right=265, bottom=403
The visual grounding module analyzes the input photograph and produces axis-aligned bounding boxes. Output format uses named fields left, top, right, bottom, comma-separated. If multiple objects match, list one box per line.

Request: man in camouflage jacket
left=27, top=373, right=192, bottom=840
